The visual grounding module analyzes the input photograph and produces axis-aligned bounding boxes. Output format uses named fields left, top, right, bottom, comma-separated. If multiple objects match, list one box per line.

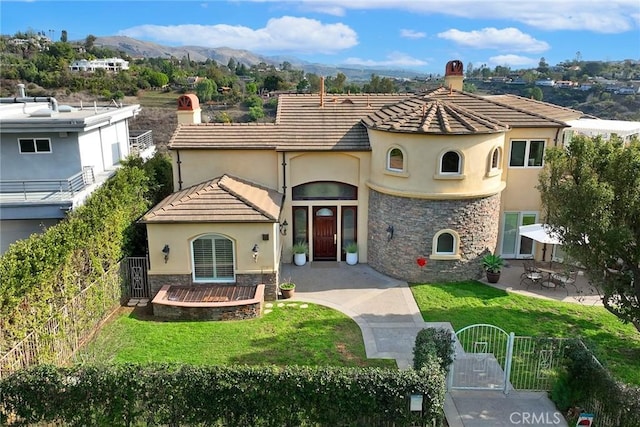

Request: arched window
left=431, top=229, right=461, bottom=259
left=491, top=147, right=501, bottom=169
left=440, top=151, right=461, bottom=174
left=191, top=234, right=235, bottom=282
left=387, top=147, right=404, bottom=172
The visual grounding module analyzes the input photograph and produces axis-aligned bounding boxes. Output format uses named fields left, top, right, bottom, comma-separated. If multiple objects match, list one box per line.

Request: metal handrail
left=0, top=167, right=95, bottom=200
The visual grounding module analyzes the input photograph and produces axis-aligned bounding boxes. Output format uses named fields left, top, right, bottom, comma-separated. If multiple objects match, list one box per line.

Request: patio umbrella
left=519, top=223, right=562, bottom=263
left=519, top=223, right=562, bottom=245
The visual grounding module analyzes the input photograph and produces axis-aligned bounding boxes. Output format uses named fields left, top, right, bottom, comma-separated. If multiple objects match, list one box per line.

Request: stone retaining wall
left=367, top=189, right=501, bottom=283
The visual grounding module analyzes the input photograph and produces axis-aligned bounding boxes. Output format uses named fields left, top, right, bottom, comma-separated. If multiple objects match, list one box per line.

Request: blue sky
left=2, top=0, right=639, bottom=73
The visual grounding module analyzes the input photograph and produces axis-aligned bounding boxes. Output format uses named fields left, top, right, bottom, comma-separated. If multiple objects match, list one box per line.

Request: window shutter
left=214, top=238, right=234, bottom=278
left=193, top=238, right=214, bottom=279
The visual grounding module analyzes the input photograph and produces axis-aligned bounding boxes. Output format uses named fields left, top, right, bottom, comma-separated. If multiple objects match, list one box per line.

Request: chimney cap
left=177, top=94, right=200, bottom=111
left=445, top=60, right=464, bottom=77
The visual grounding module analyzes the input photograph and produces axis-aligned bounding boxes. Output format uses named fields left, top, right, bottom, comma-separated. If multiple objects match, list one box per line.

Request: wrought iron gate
left=449, top=324, right=568, bottom=394
left=124, top=256, right=150, bottom=299
left=449, top=324, right=512, bottom=392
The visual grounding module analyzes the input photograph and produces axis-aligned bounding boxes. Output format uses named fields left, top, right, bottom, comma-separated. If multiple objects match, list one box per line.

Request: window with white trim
left=509, top=140, right=544, bottom=167
left=192, top=235, right=235, bottom=282
left=431, top=229, right=461, bottom=259
left=387, top=147, right=404, bottom=172
left=440, top=151, right=461, bottom=174
left=19, top=138, right=51, bottom=153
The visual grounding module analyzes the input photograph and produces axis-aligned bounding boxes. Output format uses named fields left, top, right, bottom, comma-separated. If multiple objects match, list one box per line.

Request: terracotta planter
left=280, top=287, right=295, bottom=299
left=486, top=271, right=501, bottom=283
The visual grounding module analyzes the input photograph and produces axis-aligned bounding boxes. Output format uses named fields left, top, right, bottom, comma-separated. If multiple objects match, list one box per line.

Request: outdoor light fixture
left=252, top=244, right=259, bottom=262
left=162, top=244, right=170, bottom=263
left=386, top=225, right=394, bottom=241
left=279, top=219, right=288, bottom=236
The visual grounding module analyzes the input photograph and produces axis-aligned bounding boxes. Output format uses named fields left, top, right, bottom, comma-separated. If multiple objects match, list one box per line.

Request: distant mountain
left=93, top=36, right=426, bottom=81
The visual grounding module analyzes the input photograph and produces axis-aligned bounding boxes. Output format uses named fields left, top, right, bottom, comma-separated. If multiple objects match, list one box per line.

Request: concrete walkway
left=280, top=261, right=568, bottom=427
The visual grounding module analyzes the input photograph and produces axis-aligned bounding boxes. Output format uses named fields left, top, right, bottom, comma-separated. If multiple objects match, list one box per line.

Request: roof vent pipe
left=320, top=77, right=325, bottom=107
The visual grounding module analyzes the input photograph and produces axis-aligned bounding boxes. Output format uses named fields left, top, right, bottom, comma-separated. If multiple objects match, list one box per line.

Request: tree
left=60, top=30, right=68, bottom=43
left=85, top=34, right=97, bottom=51
left=524, top=86, right=543, bottom=101
left=537, top=135, right=640, bottom=331
left=537, top=57, right=549, bottom=75
left=195, top=79, right=216, bottom=102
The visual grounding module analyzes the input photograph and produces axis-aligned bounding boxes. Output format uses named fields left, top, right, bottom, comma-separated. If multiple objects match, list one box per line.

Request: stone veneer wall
left=367, top=189, right=501, bottom=283
left=148, top=272, right=278, bottom=301
left=153, top=299, right=262, bottom=321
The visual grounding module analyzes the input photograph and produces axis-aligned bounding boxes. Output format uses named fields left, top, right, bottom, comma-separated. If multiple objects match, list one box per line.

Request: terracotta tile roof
left=141, top=174, right=283, bottom=223
left=425, top=88, right=580, bottom=127
left=363, top=98, right=509, bottom=134
left=168, top=93, right=409, bottom=151
left=167, top=90, right=585, bottom=151
left=485, top=94, right=584, bottom=122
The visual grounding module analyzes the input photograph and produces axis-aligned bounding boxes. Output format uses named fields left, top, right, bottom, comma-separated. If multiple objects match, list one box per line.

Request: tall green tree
left=538, top=135, right=640, bottom=332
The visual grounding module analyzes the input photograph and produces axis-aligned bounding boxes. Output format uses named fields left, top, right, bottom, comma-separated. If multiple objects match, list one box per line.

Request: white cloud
left=488, top=55, right=538, bottom=67
left=438, top=27, right=549, bottom=53
left=289, top=0, right=638, bottom=33
left=119, top=16, right=357, bottom=54
left=343, top=52, right=427, bottom=68
left=400, top=29, right=426, bottom=39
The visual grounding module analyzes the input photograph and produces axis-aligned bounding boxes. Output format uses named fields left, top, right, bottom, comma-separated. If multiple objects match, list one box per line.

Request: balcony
left=129, top=130, right=155, bottom=159
left=0, top=167, right=96, bottom=203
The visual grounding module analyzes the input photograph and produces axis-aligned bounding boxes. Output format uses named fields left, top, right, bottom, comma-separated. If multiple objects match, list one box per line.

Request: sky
left=2, top=0, right=640, bottom=74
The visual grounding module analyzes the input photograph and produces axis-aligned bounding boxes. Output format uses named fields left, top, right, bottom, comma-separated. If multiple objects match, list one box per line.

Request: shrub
left=413, top=327, right=455, bottom=372
left=551, top=339, right=640, bottom=426
left=0, top=363, right=447, bottom=426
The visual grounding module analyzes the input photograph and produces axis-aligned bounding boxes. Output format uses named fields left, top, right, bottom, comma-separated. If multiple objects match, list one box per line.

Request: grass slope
left=411, top=281, right=640, bottom=385
left=76, top=302, right=394, bottom=368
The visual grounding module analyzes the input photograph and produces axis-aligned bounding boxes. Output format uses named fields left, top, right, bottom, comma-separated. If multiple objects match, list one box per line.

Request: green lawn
left=136, top=90, right=181, bottom=108
left=76, top=302, right=394, bottom=368
left=410, top=281, right=640, bottom=385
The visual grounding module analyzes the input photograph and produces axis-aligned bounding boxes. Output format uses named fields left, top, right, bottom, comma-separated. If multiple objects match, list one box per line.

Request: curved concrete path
left=281, top=262, right=452, bottom=368
left=280, top=262, right=567, bottom=427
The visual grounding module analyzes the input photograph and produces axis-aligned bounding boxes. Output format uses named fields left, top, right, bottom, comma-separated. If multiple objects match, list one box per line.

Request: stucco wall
left=367, top=129, right=505, bottom=197
left=367, top=189, right=501, bottom=282
left=1, top=131, right=81, bottom=179
left=171, top=149, right=279, bottom=190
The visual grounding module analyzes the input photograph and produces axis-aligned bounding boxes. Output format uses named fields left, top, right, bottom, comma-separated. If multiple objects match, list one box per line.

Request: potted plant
left=292, top=241, right=308, bottom=266
left=344, top=242, right=358, bottom=265
left=482, top=253, right=504, bottom=283
left=280, top=282, right=296, bottom=299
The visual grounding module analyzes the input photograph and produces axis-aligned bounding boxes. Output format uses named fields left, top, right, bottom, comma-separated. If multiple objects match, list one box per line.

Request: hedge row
left=551, top=339, right=640, bottom=426
left=0, top=153, right=172, bottom=353
left=413, top=327, right=455, bottom=373
left=0, top=363, right=447, bottom=426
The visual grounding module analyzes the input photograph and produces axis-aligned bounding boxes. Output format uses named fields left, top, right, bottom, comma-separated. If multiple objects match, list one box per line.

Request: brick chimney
left=444, top=60, right=464, bottom=92
left=176, top=94, right=201, bottom=124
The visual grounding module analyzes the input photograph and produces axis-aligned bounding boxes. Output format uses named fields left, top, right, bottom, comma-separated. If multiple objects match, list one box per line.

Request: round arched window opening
left=441, top=151, right=461, bottom=174
left=315, top=208, right=334, bottom=217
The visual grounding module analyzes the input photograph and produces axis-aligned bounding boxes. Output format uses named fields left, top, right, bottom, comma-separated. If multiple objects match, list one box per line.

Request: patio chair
left=550, top=270, right=579, bottom=295
left=520, top=260, right=544, bottom=289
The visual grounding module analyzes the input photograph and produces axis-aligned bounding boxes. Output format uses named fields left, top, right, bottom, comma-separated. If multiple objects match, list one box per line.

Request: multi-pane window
left=192, top=235, right=234, bottom=282
left=441, top=151, right=461, bottom=174
left=509, top=140, right=545, bottom=167
left=387, top=148, right=404, bottom=171
left=19, top=138, right=51, bottom=153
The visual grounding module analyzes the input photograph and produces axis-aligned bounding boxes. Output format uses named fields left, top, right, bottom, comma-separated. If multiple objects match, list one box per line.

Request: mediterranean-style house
left=141, top=60, right=595, bottom=300
left=0, top=84, right=153, bottom=253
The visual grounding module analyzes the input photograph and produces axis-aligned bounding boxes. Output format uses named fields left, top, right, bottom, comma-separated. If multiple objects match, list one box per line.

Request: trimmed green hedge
left=0, top=363, right=447, bottom=426
left=413, top=327, right=455, bottom=372
left=0, top=153, right=172, bottom=353
left=551, top=339, right=640, bottom=427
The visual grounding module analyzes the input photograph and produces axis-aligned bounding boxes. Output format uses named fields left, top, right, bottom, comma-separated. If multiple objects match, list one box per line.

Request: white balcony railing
left=0, top=166, right=95, bottom=202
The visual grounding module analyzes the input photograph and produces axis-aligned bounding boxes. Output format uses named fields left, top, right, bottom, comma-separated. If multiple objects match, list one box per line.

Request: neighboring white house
left=69, top=58, right=129, bottom=72
left=0, top=84, right=152, bottom=253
